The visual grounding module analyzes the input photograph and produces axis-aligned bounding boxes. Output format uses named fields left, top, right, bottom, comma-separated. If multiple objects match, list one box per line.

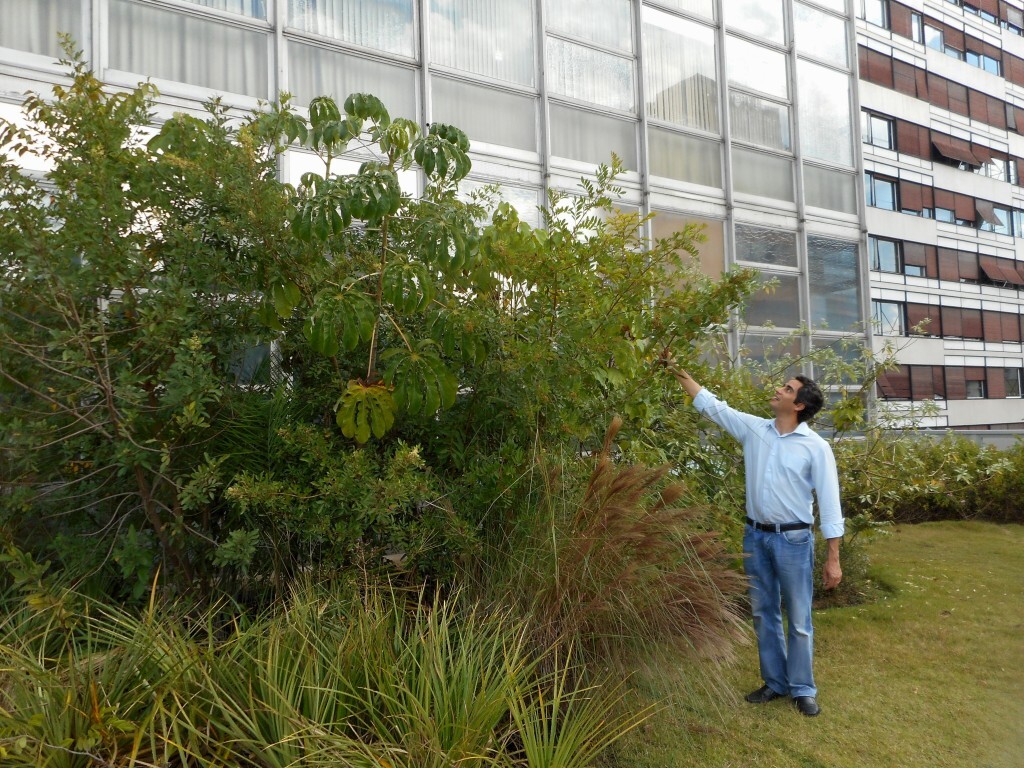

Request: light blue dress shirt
left=692, top=388, right=845, bottom=540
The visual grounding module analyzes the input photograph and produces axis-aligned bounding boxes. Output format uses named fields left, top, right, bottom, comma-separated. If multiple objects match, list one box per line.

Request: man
left=667, top=363, right=843, bottom=717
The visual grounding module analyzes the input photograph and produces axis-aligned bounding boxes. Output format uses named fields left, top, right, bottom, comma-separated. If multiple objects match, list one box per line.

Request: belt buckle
left=771, top=522, right=782, bottom=533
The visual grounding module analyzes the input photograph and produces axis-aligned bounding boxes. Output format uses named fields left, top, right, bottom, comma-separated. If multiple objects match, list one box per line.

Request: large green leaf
left=335, top=381, right=396, bottom=443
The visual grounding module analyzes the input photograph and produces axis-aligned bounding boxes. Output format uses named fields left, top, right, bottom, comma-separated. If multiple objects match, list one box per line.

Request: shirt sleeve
left=692, top=388, right=765, bottom=444
left=813, top=439, right=845, bottom=539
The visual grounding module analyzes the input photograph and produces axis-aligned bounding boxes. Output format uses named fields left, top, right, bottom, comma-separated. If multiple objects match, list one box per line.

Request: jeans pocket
left=782, top=529, right=811, bottom=545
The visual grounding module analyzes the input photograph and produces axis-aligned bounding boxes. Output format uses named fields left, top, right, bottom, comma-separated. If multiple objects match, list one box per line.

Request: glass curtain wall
left=0, top=0, right=866, bottom=362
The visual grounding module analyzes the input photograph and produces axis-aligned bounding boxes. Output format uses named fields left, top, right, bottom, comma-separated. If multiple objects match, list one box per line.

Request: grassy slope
left=611, top=522, right=1024, bottom=768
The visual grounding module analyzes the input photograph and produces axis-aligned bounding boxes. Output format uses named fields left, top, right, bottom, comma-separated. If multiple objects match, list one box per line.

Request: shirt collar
left=771, top=421, right=812, bottom=437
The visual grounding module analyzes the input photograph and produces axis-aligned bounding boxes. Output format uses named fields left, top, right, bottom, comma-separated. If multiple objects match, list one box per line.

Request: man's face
left=770, top=378, right=805, bottom=417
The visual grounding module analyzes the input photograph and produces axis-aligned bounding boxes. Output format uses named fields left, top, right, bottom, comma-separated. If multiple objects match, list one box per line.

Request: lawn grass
left=609, top=522, right=1024, bottom=768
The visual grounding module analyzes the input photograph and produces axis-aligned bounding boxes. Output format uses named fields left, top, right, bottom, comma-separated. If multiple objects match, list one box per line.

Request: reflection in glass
left=181, top=0, right=266, bottom=18
left=460, top=179, right=542, bottom=227
left=288, top=0, right=414, bottom=56
left=430, top=0, right=535, bottom=85
left=735, top=224, right=798, bottom=267
left=726, top=37, right=788, bottom=99
left=432, top=77, right=537, bottom=150
left=740, top=332, right=802, bottom=381
left=549, top=103, right=637, bottom=169
left=798, top=61, right=853, bottom=166
left=643, top=8, right=719, bottom=132
left=110, top=0, right=268, bottom=96
left=745, top=274, right=802, bottom=328
left=648, top=127, right=722, bottom=187
left=804, top=165, right=858, bottom=214
left=651, top=213, right=725, bottom=278
left=0, top=0, right=81, bottom=57
left=732, top=148, right=794, bottom=201
left=545, top=0, right=633, bottom=50
left=289, top=42, right=416, bottom=116
left=546, top=38, right=635, bottom=111
left=729, top=92, right=790, bottom=151
left=808, top=236, right=860, bottom=330
left=793, top=3, right=847, bottom=67
left=655, top=0, right=715, bottom=19
left=723, top=0, right=785, bottom=44
left=811, top=0, right=846, bottom=11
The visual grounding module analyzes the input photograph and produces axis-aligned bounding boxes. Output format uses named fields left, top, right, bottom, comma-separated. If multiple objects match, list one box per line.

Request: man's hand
left=823, top=538, right=842, bottom=590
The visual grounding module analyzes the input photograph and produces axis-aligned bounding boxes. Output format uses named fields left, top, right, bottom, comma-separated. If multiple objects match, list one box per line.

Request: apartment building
left=858, top=0, right=1024, bottom=427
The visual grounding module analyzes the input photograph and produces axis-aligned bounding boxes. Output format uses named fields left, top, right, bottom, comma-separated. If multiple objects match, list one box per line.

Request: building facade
left=859, top=0, right=1024, bottom=427
left=12, top=1, right=1022, bottom=428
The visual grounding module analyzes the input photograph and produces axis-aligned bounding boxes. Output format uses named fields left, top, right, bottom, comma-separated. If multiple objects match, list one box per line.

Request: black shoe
left=794, top=696, right=821, bottom=716
left=745, top=684, right=784, bottom=704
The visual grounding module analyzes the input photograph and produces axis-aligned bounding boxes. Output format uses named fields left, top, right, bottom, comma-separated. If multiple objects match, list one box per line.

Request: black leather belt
left=746, top=517, right=813, bottom=533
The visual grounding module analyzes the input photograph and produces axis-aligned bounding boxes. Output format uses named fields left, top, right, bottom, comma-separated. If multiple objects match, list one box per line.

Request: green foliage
left=0, top=581, right=647, bottom=768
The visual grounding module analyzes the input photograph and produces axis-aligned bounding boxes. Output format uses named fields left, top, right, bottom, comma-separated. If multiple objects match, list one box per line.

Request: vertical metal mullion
left=634, top=0, right=651, bottom=233
left=849, top=0, right=877, bottom=418
left=93, top=0, right=105, bottom=74
left=273, top=0, right=288, bottom=185
left=418, top=0, right=430, bottom=199
left=716, top=0, right=738, bottom=359
left=536, top=0, right=551, bottom=206
left=786, top=0, right=813, bottom=372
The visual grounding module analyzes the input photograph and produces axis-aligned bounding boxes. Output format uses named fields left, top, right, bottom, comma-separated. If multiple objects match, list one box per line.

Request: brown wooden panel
left=958, top=251, right=980, bottom=281
left=878, top=367, right=911, bottom=399
left=915, top=67, right=929, bottom=99
left=983, top=42, right=1002, bottom=61
left=948, top=82, right=969, bottom=115
left=897, top=120, right=927, bottom=156
left=963, top=308, right=983, bottom=338
left=907, top=303, right=940, bottom=335
left=890, top=60, right=913, bottom=94
left=938, top=248, right=961, bottom=282
left=1004, top=312, right=1023, bottom=342
left=928, top=73, right=949, bottom=108
left=1003, top=258, right=1024, bottom=286
left=934, top=188, right=956, bottom=210
left=903, top=241, right=927, bottom=266
left=965, top=365, right=986, bottom=381
left=944, top=26, right=966, bottom=52
left=868, top=50, right=896, bottom=89
left=900, top=180, right=924, bottom=211
left=933, top=366, right=947, bottom=399
left=933, top=133, right=980, bottom=165
left=979, top=0, right=999, bottom=15
left=940, top=305, right=963, bottom=335
left=983, top=310, right=1004, bottom=341
left=926, top=245, right=939, bottom=278
left=891, top=2, right=914, bottom=38
left=969, top=89, right=991, bottom=124
left=988, top=369, right=1007, bottom=399
left=946, top=367, right=967, bottom=400
left=955, top=193, right=976, bottom=222
left=910, top=366, right=934, bottom=401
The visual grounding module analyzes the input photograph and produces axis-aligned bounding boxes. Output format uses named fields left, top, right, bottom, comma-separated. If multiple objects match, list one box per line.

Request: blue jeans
left=743, top=524, right=816, bottom=698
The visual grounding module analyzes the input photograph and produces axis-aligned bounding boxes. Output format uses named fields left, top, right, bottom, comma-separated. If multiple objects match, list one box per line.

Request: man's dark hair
left=794, top=375, right=824, bottom=423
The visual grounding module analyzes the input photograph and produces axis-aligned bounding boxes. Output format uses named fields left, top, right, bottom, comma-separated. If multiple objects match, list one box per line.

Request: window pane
left=868, top=175, right=896, bottom=210
left=461, top=179, right=542, bottom=227
left=870, top=237, right=899, bottom=272
left=1004, top=368, right=1022, bottom=398
left=288, top=42, right=416, bottom=117
left=545, top=0, right=633, bottom=50
left=432, top=77, right=536, bottom=150
left=430, top=0, right=535, bottom=85
left=808, top=235, right=860, bottom=330
left=723, top=0, right=785, bottom=44
left=642, top=8, right=719, bottom=132
left=648, top=127, right=722, bottom=187
left=735, top=224, right=798, bottom=267
left=727, top=37, right=788, bottom=99
left=546, top=37, right=635, bottom=111
left=651, top=213, right=725, bottom=278
left=181, top=0, right=265, bottom=18
left=655, top=0, right=715, bottom=19
left=740, top=333, right=803, bottom=378
left=811, top=0, right=846, bottom=11
left=732, top=148, right=794, bottom=201
left=868, top=115, right=893, bottom=148
left=745, top=273, right=802, bottom=328
left=288, top=0, right=413, bottom=56
left=804, top=165, right=858, bottom=214
left=794, top=3, right=848, bottom=67
left=549, top=103, right=637, bottom=169
left=864, top=0, right=887, bottom=26
left=0, top=0, right=81, bottom=57
left=873, top=301, right=904, bottom=335
left=730, top=92, right=790, bottom=151
left=110, top=0, right=268, bottom=97
left=798, top=61, right=853, bottom=166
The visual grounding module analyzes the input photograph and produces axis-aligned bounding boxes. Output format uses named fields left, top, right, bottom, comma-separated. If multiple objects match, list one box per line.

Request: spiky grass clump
left=502, top=417, right=748, bottom=663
